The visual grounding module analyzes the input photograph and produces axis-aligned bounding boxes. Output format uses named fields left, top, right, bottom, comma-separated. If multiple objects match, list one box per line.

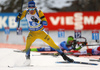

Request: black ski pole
left=18, top=0, right=24, bottom=28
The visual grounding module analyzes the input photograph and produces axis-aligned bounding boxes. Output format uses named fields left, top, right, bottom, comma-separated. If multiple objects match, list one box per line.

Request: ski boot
left=26, top=54, right=30, bottom=59
left=60, top=53, right=74, bottom=62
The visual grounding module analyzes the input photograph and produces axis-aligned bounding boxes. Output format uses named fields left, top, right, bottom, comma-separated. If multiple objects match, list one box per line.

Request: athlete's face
left=68, top=40, right=74, bottom=45
left=28, top=7, right=35, bottom=14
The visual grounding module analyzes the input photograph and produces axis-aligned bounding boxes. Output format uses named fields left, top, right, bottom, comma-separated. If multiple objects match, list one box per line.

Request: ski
left=89, top=58, right=100, bottom=62
left=8, top=65, right=33, bottom=68
left=13, top=50, right=25, bottom=53
left=56, top=61, right=98, bottom=66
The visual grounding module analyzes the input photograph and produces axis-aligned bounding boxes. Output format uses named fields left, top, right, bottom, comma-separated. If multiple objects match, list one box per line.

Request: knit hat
left=28, top=1, right=35, bottom=7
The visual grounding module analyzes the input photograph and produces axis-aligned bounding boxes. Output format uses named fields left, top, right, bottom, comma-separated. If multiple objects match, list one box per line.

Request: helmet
left=28, top=1, right=35, bottom=7
left=67, top=36, right=74, bottom=43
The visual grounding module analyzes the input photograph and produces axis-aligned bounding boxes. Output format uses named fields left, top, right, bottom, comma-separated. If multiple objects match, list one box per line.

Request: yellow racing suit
left=16, top=8, right=63, bottom=54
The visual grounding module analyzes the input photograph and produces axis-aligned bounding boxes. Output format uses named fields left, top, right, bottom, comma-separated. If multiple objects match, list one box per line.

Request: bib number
left=29, top=21, right=38, bottom=26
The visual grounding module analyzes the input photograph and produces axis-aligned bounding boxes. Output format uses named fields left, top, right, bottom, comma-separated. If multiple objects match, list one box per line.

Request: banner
left=0, top=13, right=28, bottom=31
left=92, top=30, right=99, bottom=40
left=44, top=12, right=100, bottom=30
left=0, top=12, right=100, bottom=31
left=74, top=30, right=81, bottom=38
left=58, top=29, right=65, bottom=38
left=4, top=27, right=10, bottom=34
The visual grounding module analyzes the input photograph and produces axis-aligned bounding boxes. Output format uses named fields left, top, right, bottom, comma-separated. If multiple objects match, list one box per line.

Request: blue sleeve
left=40, top=21, right=48, bottom=26
left=60, top=41, right=70, bottom=51
left=37, top=47, right=45, bottom=51
left=37, top=46, right=55, bottom=51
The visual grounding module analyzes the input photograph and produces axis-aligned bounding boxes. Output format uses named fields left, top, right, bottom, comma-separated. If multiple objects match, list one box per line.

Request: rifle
left=74, top=37, right=100, bottom=46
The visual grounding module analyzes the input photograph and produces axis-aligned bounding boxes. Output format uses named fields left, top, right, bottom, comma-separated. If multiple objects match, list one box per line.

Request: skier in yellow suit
left=15, top=0, right=74, bottom=62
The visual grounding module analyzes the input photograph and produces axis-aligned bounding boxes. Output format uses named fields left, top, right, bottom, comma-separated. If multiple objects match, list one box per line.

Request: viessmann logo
left=49, top=12, right=100, bottom=30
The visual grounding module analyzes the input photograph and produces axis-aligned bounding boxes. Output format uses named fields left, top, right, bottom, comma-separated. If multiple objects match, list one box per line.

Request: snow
left=46, top=0, right=72, bottom=8
left=34, top=0, right=75, bottom=12
left=0, top=0, right=8, bottom=5
left=0, top=48, right=100, bottom=70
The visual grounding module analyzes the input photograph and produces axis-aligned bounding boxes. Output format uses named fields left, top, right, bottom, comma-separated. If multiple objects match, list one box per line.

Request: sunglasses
left=28, top=8, right=35, bottom=11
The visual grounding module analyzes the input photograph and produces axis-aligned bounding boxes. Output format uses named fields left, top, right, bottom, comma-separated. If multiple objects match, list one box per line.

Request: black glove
left=40, top=21, right=43, bottom=24
left=72, top=40, right=78, bottom=50
left=17, top=12, right=22, bottom=18
left=72, top=40, right=77, bottom=45
left=40, top=21, right=48, bottom=26
left=82, top=42, right=87, bottom=46
left=15, top=12, right=22, bottom=22
left=31, top=16, right=38, bottom=22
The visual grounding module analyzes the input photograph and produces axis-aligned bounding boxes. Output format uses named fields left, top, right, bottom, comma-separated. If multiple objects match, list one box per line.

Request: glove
left=72, top=40, right=77, bottom=49
left=73, top=40, right=77, bottom=45
left=17, top=12, right=22, bottom=18
left=15, top=12, right=22, bottom=22
left=82, top=42, right=87, bottom=46
left=31, top=16, right=38, bottom=22
left=40, top=21, right=48, bottom=26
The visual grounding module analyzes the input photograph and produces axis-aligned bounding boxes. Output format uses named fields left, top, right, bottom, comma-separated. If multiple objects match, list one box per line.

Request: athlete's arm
left=20, top=10, right=27, bottom=20
left=38, top=10, right=48, bottom=26
left=60, top=41, right=70, bottom=51
left=15, top=10, right=27, bottom=22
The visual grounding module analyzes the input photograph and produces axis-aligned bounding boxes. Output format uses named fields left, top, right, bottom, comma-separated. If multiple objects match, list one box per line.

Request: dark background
left=0, top=0, right=100, bottom=13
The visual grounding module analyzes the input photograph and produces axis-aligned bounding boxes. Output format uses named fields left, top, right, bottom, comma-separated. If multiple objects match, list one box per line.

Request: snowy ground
left=0, top=48, right=100, bottom=70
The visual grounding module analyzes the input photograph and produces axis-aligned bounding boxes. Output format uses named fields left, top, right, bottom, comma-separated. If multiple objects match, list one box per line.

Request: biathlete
left=15, top=0, right=74, bottom=62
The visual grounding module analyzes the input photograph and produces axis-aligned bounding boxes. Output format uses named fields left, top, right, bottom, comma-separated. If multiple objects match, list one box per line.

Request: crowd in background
left=0, top=0, right=100, bottom=13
